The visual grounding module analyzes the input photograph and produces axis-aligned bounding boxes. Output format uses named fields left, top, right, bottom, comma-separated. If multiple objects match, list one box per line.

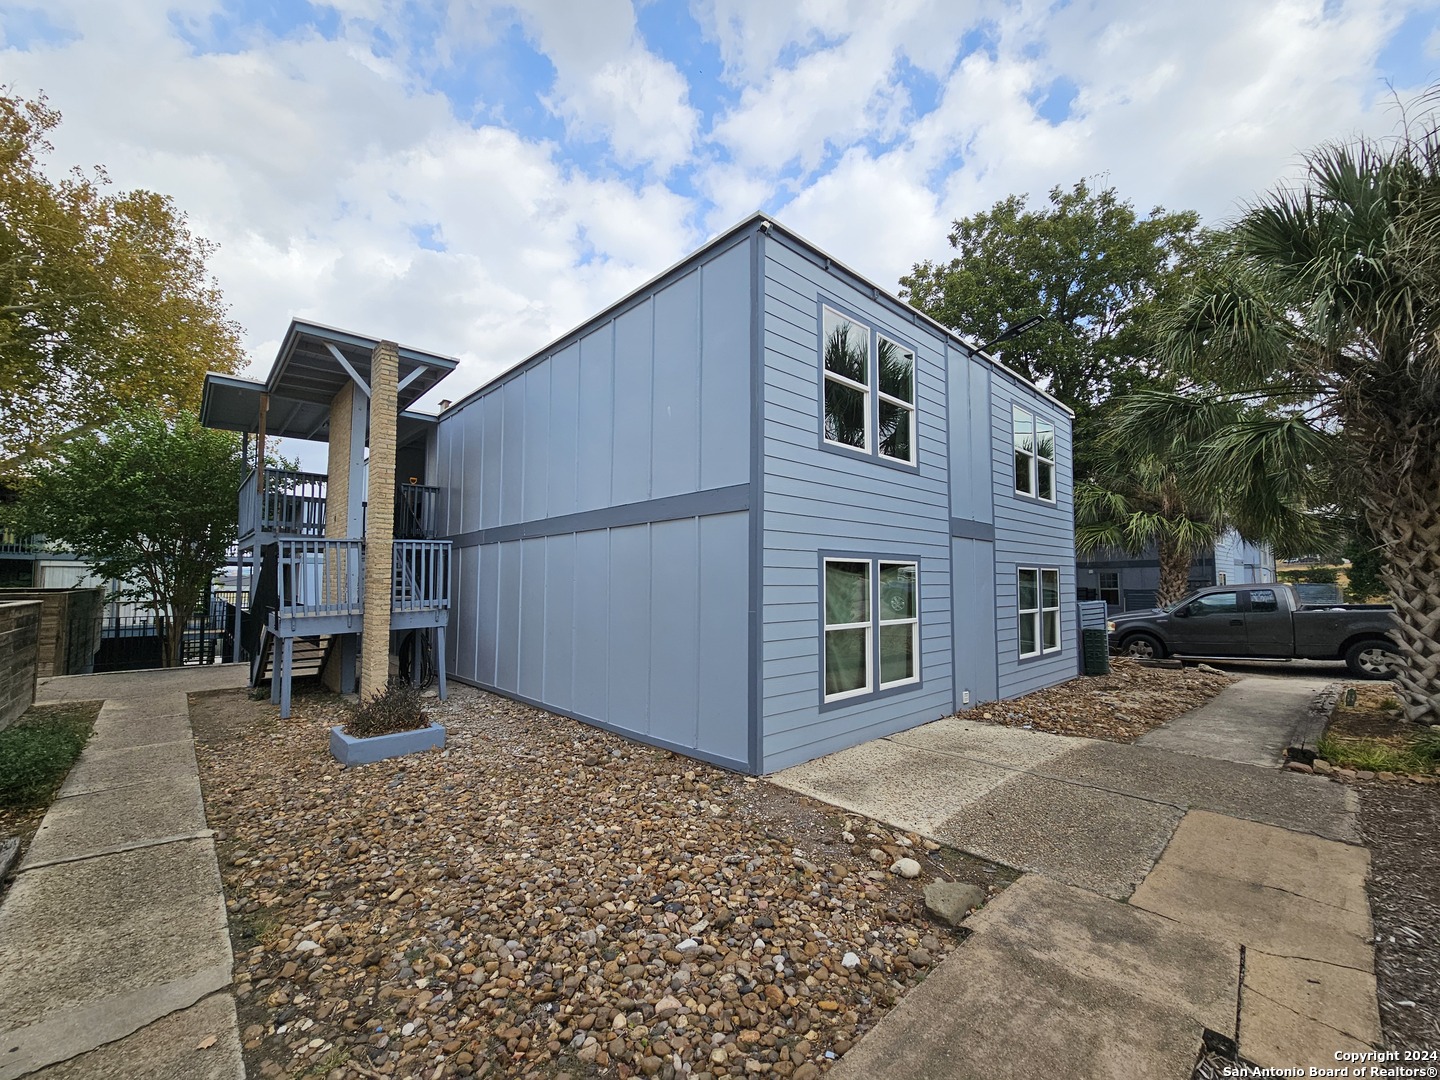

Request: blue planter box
left=329, top=723, right=446, bottom=766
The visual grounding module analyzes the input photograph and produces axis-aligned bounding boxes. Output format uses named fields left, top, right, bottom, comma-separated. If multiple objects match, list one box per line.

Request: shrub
left=345, top=680, right=429, bottom=738
left=0, top=711, right=92, bottom=808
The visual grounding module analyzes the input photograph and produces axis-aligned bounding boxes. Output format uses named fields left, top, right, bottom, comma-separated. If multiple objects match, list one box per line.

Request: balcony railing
left=240, top=468, right=328, bottom=540
left=0, top=533, right=43, bottom=556
left=270, top=538, right=450, bottom=625
left=396, top=483, right=439, bottom=540
left=392, top=539, right=451, bottom=614
left=274, top=538, right=364, bottom=621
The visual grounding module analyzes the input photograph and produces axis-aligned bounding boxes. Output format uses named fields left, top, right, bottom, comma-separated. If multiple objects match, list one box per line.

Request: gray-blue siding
left=990, top=377, right=1077, bottom=699
left=757, top=238, right=955, bottom=773
left=434, top=236, right=754, bottom=770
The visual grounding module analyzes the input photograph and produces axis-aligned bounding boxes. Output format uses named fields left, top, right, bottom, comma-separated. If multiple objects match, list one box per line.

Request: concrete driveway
left=771, top=677, right=1378, bottom=1075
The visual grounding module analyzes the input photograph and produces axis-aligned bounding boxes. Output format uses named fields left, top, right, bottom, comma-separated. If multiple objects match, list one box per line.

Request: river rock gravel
left=192, top=685, right=987, bottom=1079
left=970, top=657, right=1235, bottom=741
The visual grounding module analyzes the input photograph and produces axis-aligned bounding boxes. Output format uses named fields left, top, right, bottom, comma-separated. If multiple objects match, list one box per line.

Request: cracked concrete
left=0, top=665, right=246, bottom=1080
left=775, top=678, right=1380, bottom=1075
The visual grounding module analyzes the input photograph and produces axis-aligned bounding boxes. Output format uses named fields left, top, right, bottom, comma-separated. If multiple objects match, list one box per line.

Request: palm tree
left=1149, top=93, right=1440, bottom=723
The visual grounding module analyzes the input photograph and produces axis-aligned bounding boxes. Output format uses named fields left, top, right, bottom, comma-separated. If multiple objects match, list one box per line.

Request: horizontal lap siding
left=991, top=378, right=1077, bottom=698
left=435, top=237, right=755, bottom=770
left=759, top=237, right=954, bottom=773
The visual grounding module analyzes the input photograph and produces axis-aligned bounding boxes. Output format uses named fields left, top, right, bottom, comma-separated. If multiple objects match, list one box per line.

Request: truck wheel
left=1120, top=632, right=1166, bottom=660
left=1344, top=639, right=1398, bottom=680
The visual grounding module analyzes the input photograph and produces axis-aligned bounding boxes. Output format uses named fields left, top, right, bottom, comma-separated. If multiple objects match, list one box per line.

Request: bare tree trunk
left=1367, top=472, right=1440, bottom=725
left=1155, top=538, right=1194, bottom=607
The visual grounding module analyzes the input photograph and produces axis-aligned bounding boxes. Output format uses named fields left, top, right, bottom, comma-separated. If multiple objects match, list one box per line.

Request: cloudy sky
left=4, top=0, right=1438, bottom=410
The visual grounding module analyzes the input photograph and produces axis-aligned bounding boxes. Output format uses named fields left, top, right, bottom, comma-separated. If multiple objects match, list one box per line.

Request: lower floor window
left=825, top=557, right=919, bottom=701
left=1018, top=567, right=1061, bottom=657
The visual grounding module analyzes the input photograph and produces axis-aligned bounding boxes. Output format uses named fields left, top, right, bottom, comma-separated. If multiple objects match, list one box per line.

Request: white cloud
left=517, top=0, right=701, bottom=171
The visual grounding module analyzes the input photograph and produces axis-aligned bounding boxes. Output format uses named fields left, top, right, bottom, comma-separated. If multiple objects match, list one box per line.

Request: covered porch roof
left=199, top=320, right=458, bottom=446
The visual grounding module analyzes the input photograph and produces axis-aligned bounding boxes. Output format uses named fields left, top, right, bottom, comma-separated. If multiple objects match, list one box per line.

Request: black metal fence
left=95, top=589, right=240, bottom=673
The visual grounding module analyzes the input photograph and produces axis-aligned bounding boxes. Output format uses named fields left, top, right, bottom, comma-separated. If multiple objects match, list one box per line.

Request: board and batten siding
left=757, top=234, right=955, bottom=773
left=948, top=348, right=1000, bottom=707
left=434, top=235, right=754, bottom=770
left=991, top=376, right=1077, bottom=699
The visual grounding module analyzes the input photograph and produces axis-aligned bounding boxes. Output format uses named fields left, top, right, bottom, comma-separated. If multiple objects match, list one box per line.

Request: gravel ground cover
left=968, top=658, right=1235, bottom=741
left=193, top=684, right=1013, bottom=1080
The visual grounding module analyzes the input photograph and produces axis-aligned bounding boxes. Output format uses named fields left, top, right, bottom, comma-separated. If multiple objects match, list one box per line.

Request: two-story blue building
left=430, top=215, right=1075, bottom=774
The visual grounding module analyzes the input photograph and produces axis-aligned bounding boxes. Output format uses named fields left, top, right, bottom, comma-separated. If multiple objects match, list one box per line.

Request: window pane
left=824, top=380, right=867, bottom=448
left=1188, top=592, right=1238, bottom=616
left=1013, top=408, right=1034, bottom=452
left=879, top=400, right=912, bottom=462
left=1042, top=569, right=1059, bottom=609
left=1250, top=589, right=1278, bottom=613
left=825, top=628, right=868, bottom=695
left=880, top=623, right=916, bottom=684
left=878, top=338, right=913, bottom=403
left=1037, top=458, right=1054, bottom=500
left=879, top=563, right=915, bottom=621
left=823, top=309, right=868, bottom=384
left=1018, top=569, right=1038, bottom=611
left=1014, top=450, right=1033, bottom=494
left=1036, top=420, right=1054, bottom=461
left=1042, top=609, right=1059, bottom=650
left=1019, top=613, right=1037, bottom=654
left=825, top=561, right=870, bottom=625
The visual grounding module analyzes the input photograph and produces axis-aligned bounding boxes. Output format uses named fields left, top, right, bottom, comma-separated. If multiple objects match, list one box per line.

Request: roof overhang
left=200, top=320, right=458, bottom=444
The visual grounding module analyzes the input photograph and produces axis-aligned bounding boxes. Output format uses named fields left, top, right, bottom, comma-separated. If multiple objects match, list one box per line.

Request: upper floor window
left=1013, top=406, right=1055, bottom=501
left=822, top=306, right=917, bottom=466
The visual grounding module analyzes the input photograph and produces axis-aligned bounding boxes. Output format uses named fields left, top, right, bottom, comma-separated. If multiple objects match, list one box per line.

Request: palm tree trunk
left=1368, top=471, right=1440, bottom=725
left=1155, top=538, right=1194, bottom=607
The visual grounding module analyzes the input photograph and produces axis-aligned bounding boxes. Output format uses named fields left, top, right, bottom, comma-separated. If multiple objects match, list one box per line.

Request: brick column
left=359, top=341, right=399, bottom=699
left=325, top=382, right=354, bottom=540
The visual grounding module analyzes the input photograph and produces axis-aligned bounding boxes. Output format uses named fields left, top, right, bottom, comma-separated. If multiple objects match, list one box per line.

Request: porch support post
left=279, top=636, right=294, bottom=719
left=435, top=625, right=447, bottom=701
left=232, top=546, right=245, bottom=664
left=359, top=341, right=399, bottom=700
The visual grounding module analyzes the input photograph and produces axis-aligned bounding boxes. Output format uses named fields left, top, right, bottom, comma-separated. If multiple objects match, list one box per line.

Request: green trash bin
left=1082, top=628, right=1110, bottom=676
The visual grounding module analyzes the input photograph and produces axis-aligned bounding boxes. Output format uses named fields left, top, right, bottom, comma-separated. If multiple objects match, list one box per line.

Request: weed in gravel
left=1319, top=732, right=1440, bottom=774
left=0, top=704, right=95, bottom=808
left=345, top=680, right=428, bottom=738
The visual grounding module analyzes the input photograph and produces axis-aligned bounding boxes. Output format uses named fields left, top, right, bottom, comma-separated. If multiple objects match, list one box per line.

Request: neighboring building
left=429, top=215, right=1077, bottom=774
left=1078, top=528, right=1276, bottom=612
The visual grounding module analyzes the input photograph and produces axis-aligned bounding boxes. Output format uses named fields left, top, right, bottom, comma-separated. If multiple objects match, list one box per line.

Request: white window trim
left=1018, top=566, right=1063, bottom=658
left=1013, top=406, right=1057, bottom=503
left=822, top=306, right=871, bottom=454
left=876, top=336, right=917, bottom=466
left=1041, top=568, right=1061, bottom=653
left=819, top=306, right=920, bottom=467
left=823, top=558, right=873, bottom=702
left=878, top=560, right=920, bottom=689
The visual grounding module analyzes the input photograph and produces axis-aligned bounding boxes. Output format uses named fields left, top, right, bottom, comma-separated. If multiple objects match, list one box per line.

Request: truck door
left=1242, top=588, right=1292, bottom=657
left=1169, top=591, right=1243, bottom=656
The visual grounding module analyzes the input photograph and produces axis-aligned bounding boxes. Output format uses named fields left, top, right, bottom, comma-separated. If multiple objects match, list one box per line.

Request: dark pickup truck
left=1107, top=583, right=1400, bottom=678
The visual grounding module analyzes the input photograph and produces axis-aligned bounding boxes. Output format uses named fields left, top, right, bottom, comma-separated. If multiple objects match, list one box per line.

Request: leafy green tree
left=16, top=409, right=245, bottom=667
left=0, top=91, right=244, bottom=471
left=1148, top=94, right=1440, bottom=722
left=899, top=180, right=1200, bottom=428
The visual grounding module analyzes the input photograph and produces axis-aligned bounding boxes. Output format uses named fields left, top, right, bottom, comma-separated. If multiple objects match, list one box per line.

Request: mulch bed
left=1358, top=780, right=1440, bottom=1050
left=967, top=657, right=1236, bottom=741
left=192, top=684, right=1014, bottom=1079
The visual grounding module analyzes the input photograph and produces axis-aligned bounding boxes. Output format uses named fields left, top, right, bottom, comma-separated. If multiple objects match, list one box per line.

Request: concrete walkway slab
left=56, top=739, right=198, bottom=798
left=774, top=738, right=1018, bottom=836
left=22, top=775, right=208, bottom=868
left=828, top=875, right=1238, bottom=1080
left=87, top=708, right=194, bottom=752
left=1046, top=741, right=1359, bottom=842
left=935, top=774, right=1185, bottom=899
left=1136, top=675, right=1333, bottom=768
left=1243, top=950, right=1381, bottom=1047
left=32, top=993, right=244, bottom=1080
left=888, top=716, right=1085, bottom=769
left=1131, top=812, right=1373, bottom=971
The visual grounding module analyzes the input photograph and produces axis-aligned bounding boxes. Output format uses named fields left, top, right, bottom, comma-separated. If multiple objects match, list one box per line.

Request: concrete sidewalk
left=1137, top=673, right=1334, bottom=767
left=0, top=666, right=247, bottom=1080
left=774, top=682, right=1379, bottom=1075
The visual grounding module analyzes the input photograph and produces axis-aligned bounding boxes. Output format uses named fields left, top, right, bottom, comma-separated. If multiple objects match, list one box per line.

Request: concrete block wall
left=0, top=600, right=41, bottom=731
